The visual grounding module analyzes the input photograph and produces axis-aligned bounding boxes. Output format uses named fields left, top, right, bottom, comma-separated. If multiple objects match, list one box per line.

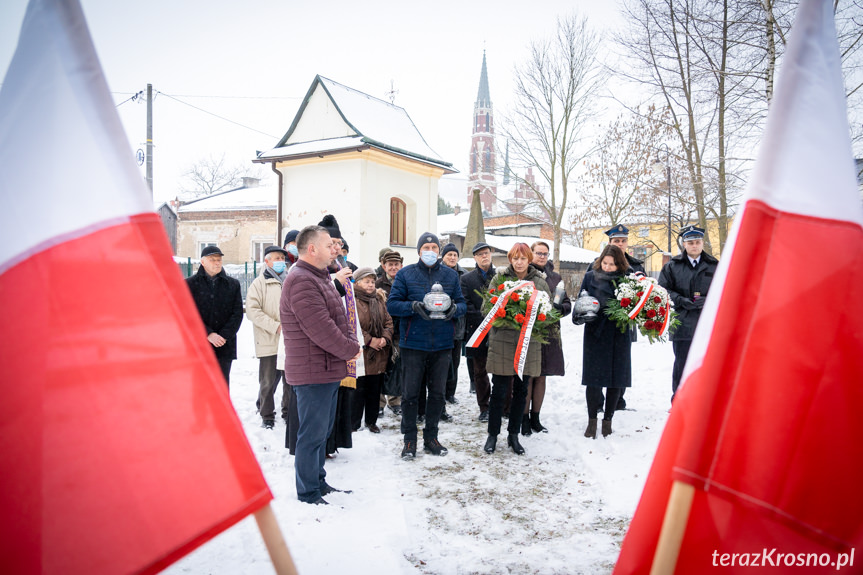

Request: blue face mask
left=286, top=245, right=298, bottom=258
left=271, top=261, right=287, bottom=274
left=420, top=250, right=438, bottom=266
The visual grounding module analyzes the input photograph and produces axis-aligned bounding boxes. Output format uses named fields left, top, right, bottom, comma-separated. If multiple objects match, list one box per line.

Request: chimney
left=242, top=177, right=260, bottom=188
left=453, top=203, right=461, bottom=216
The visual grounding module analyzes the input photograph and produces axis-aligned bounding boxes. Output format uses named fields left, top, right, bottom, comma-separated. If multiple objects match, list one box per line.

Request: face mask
left=286, top=245, right=298, bottom=257
left=420, top=250, right=438, bottom=266
left=271, top=261, right=287, bottom=274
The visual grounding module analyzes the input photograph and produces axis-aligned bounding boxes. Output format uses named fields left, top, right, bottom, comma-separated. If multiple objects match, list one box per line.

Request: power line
left=156, top=91, right=280, bottom=139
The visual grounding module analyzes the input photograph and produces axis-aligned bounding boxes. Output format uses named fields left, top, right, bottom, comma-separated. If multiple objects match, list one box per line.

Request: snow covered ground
left=162, top=318, right=675, bottom=575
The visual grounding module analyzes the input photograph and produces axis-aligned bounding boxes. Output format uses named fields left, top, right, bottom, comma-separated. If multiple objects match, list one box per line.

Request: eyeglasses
left=533, top=252, right=549, bottom=257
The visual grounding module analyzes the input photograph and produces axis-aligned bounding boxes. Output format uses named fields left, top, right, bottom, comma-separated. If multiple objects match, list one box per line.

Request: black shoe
left=304, top=497, right=329, bottom=505
left=262, top=419, right=275, bottom=429
left=446, top=395, right=459, bottom=404
left=521, top=414, right=532, bottom=436
left=367, top=423, right=381, bottom=433
left=507, top=434, right=526, bottom=455
left=417, top=414, right=425, bottom=424
left=388, top=405, right=402, bottom=416
left=478, top=410, right=489, bottom=422
left=530, top=412, right=548, bottom=433
left=616, top=399, right=627, bottom=410
left=483, top=435, right=497, bottom=454
left=320, top=483, right=352, bottom=496
left=401, top=440, right=416, bottom=459
left=423, top=438, right=448, bottom=456
left=440, top=410, right=452, bottom=422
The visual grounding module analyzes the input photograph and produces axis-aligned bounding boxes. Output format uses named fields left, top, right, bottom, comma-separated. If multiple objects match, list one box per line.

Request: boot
left=507, top=434, right=526, bottom=455
left=530, top=411, right=548, bottom=433
left=484, top=435, right=497, bottom=454
left=521, top=414, right=532, bottom=436
left=602, top=419, right=613, bottom=437
left=584, top=418, right=597, bottom=439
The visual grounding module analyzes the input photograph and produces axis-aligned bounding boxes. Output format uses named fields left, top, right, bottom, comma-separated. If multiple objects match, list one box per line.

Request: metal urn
left=573, top=290, right=600, bottom=319
left=423, top=283, right=452, bottom=319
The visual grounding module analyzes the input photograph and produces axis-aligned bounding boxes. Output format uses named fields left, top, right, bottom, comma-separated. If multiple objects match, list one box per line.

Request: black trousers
left=472, top=352, right=491, bottom=412
left=351, top=373, right=384, bottom=429
left=672, top=340, right=693, bottom=400
left=400, top=348, right=450, bottom=442
left=217, top=357, right=233, bottom=388
left=488, top=374, right=528, bottom=436
left=587, top=387, right=622, bottom=420
left=446, top=340, right=462, bottom=398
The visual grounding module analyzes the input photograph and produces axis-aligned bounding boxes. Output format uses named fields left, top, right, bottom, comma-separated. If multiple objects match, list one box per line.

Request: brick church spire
left=467, top=51, right=497, bottom=213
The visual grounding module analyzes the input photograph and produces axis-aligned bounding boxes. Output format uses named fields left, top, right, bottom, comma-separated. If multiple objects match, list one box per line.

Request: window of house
left=390, top=198, right=406, bottom=246
left=252, top=240, right=274, bottom=262
left=484, top=147, right=492, bottom=172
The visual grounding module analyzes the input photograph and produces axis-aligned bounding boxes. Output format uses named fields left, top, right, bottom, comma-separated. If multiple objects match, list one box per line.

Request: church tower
left=467, top=51, right=497, bottom=213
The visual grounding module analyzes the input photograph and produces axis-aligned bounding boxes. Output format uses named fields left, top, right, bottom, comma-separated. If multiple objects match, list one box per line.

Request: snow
left=162, top=318, right=674, bottom=575
left=480, top=235, right=600, bottom=265
left=256, top=136, right=366, bottom=161
left=178, top=184, right=278, bottom=213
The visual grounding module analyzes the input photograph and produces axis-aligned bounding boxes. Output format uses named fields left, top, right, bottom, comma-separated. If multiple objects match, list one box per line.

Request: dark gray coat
left=576, top=269, right=631, bottom=389
left=185, top=267, right=243, bottom=361
left=533, top=262, right=571, bottom=376
left=486, top=265, right=551, bottom=377
left=460, top=263, right=496, bottom=356
left=658, top=251, right=719, bottom=341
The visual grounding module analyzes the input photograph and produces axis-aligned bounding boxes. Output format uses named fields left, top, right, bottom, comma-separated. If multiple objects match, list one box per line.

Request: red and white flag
left=615, top=0, right=863, bottom=572
left=0, top=1, right=272, bottom=573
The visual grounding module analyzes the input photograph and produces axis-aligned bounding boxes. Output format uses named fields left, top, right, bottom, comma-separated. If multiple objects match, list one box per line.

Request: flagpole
left=254, top=504, right=299, bottom=575
left=649, top=480, right=695, bottom=575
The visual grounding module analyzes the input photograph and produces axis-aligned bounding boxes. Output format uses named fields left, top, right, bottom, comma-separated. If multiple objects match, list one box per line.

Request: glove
left=553, top=302, right=565, bottom=313
left=692, top=297, right=705, bottom=309
left=442, top=305, right=458, bottom=321
left=679, top=298, right=698, bottom=311
left=411, top=301, right=432, bottom=321
left=572, top=314, right=587, bottom=326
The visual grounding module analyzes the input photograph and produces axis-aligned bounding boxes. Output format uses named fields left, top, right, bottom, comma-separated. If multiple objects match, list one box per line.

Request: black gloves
left=692, top=297, right=705, bottom=309
left=411, top=301, right=432, bottom=321
left=572, top=314, right=587, bottom=326
left=553, top=302, right=565, bottom=313
left=679, top=298, right=698, bottom=311
left=442, top=305, right=458, bottom=321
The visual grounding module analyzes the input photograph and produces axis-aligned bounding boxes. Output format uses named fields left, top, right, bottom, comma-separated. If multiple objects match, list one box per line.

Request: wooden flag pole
left=254, top=504, right=299, bottom=575
left=649, top=480, right=695, bottom=575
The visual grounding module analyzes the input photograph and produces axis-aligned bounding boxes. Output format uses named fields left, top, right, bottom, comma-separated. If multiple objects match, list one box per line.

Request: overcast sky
left=1, top=0, right=629, bottom=205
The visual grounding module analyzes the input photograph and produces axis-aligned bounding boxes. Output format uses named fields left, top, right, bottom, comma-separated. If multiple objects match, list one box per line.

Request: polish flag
left=0, top=1, right=272, bottom=574
left=614, top=0, right=863, bottom=572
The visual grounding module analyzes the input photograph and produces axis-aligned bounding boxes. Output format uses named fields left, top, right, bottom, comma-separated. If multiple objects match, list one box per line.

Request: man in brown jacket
left=281, top=225, right=360, bottom=505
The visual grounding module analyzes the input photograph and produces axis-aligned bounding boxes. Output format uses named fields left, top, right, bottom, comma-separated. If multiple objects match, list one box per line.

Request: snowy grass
left=162, top=319, right=673, bottom=575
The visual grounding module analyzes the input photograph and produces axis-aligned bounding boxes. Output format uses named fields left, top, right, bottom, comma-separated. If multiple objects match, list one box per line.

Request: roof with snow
left=256, top=75, right=455, bottom=173
left=177, top=182, right=278, bottom=213
left=480, top=235, right=600, bottom=265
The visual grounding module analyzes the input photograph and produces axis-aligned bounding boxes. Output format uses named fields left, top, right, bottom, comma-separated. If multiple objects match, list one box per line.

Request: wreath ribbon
left=627, top=277, right=654, bottom=320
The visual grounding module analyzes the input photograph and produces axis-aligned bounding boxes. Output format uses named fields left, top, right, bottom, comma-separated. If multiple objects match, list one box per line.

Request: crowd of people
left=185, top=216, right=716, bottom=505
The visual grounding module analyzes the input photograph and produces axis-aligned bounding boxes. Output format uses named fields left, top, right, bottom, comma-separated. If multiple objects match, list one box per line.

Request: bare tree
left=181, top=154, right=253, bottom=197
left=501, top=13, right=605, bottom=269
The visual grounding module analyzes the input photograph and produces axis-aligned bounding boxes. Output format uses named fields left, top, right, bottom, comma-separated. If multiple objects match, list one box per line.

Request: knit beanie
left=416, top=232, right=440, bottom=253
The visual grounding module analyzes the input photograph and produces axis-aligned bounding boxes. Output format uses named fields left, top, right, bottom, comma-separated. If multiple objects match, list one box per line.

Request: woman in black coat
left=573, top=244, right=632, bottom=438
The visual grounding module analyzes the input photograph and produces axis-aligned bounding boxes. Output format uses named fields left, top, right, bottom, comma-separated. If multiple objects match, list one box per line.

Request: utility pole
left=146, top=83, right=153, bottom=196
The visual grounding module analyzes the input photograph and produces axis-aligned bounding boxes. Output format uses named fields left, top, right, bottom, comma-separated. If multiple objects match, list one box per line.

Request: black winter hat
left=201, top=245, right=224, bottom=257
left=441, top=243, right=459, bottom=258
left=416, top=232, right=440, bottom=252
left=283, top=229, right=299, bottom=246
left=318, top=214, right=342, bottom=240
left=471, top=241, right=491, bottom=255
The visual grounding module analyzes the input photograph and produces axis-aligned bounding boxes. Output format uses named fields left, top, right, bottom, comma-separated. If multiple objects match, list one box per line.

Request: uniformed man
left=658, top=225, right=719, bottom=402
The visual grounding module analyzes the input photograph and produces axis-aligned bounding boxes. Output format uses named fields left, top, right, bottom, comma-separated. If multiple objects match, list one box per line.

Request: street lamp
left=651, top=143, right=672, bottom=253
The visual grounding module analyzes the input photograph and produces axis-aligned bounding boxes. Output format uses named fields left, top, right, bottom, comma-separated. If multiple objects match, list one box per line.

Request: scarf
left=355, top=287, right=386, bottom=338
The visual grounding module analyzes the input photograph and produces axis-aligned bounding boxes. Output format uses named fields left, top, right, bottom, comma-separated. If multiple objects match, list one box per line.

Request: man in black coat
left=186, top=245, right=244, bottom=387
left=460, top=242, right=496, bottom=421
left=659, top=226, right=719, bottom=401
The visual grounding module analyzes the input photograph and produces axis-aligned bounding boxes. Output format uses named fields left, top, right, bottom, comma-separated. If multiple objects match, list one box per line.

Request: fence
left=176, top=258, right=261, bottom=301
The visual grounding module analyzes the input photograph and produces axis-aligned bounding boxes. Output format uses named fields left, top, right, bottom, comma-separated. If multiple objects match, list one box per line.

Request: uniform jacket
left=386, top=259, right=467, bottom=352
left=658, top=251, right=719, bottom=341
left=185, top=267, right=243, bottom=360
left=576, top=269, right=632, bottom=388
left=460, top=263, right=496, bottom=354
left=280, top=259, right=360, bottom=385
left=486, top=265, right=551, bottom=378
left=245, top=267, right=283, bottom=358
left=356, top=288, right=394, bottom=376
left=444, top=263, right=468, bottom=340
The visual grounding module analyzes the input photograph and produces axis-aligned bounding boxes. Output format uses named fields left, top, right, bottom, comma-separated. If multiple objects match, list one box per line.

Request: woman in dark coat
left=573, top=244, right=632, bottom=439
left=350, top=267, right=393, bottom=433
left=522, top=241, right=571, bottom=436
left=484, top=243, right=551, bottom=455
